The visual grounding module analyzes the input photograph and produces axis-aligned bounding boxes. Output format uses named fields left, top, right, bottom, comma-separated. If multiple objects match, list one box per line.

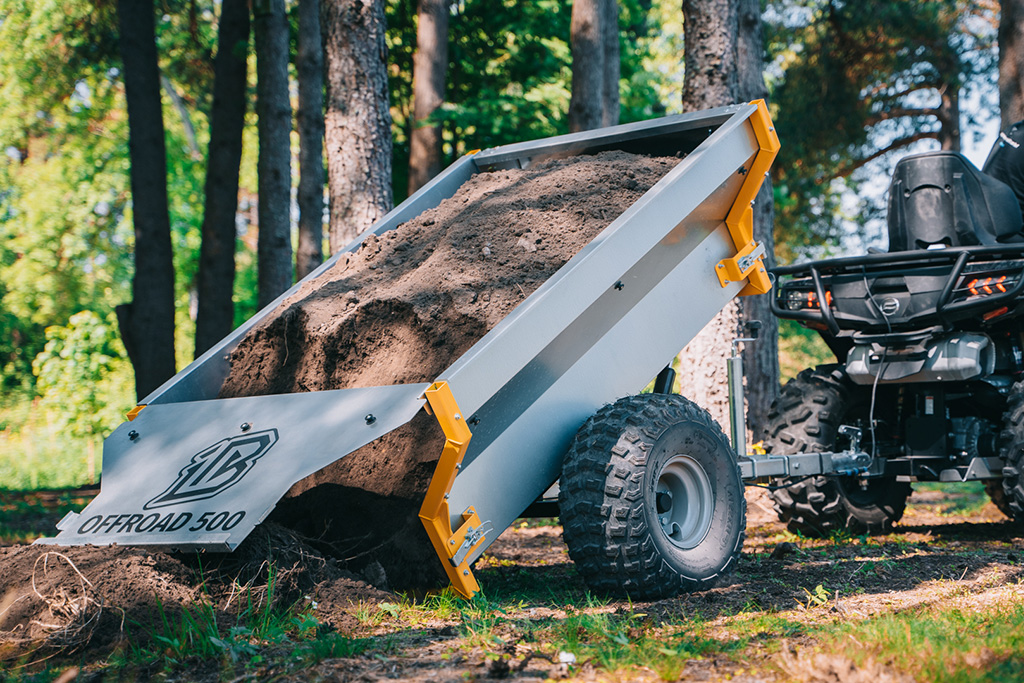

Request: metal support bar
left=739, top=450, right=873, bottom=480
left=418, top=381, right=489, bottom=599
left=653, top=366, right=677, bottom=394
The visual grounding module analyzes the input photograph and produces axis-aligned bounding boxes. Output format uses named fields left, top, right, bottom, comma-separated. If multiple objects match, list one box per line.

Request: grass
left=913, top=481, right=992, bottom=516
left=810, top=602, right=1024, bottom=682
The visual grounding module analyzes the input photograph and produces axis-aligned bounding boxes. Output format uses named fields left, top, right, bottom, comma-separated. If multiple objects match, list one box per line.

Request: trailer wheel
left=762, top=365, right=911, bottom=536
left=997, top=381, right=1024, bottom=521
left=559, top=394, right=745, bottom=599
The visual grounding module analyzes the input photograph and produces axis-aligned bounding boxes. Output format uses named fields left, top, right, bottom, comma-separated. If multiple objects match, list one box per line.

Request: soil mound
left=0, top=524, right=389, bottom=661
left=220, top=151, right=680, bottom=589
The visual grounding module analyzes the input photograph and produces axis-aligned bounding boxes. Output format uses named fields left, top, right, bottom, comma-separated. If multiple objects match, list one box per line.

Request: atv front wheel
left=762, top=365, right=911, bottom=536
left=559, top=394, right=745, bottom=599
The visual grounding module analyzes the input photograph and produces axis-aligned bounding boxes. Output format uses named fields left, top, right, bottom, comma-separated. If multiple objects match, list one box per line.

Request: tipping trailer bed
left=41, top=102, right=779, bottom=598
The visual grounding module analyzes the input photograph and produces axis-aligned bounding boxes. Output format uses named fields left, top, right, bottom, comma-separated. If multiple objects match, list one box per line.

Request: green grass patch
left=812, top=603, right=1024, bottom=682
left=541, top=609, right=742, bottom=680
left=912, top=481, right=991, bottom=516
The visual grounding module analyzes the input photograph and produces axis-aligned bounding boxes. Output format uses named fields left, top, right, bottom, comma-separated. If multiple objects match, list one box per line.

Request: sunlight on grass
left=813, top=603, right=1024, bottom=682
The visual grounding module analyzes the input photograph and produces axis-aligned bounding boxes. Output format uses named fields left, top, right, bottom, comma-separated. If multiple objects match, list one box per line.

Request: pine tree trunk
left=254, top=0, right=293, bottom=309
left=195, top=0, right=250, bottom=358
left=407, top=0, right=450, bottom=195
left=322, top=0, right=393, bottom=252
left=1000, top=0, right=1024, bottom=128
left=569, top=0, right=604, bottom=132
left=116, top=0, right=177, bottom=400
left=938, top=81, right=961, bottom=151
left=676, top=0, right=741, bottom=434
left=601, top=0, right=620, bottom=127
left=296, top=0, right=326, bottom=280
left=735, top=0, right=779, bottom=432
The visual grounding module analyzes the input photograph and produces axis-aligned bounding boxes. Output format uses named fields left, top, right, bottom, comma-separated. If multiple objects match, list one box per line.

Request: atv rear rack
left=771, top=244, right=1024, bottom=334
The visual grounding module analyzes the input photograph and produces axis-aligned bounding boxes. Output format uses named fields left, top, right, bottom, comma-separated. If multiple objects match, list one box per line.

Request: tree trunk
left=322, top=0, right=393, bottom=253
left=569, top=0, right=603, bottom=132
left=601, top=0, right=620, bottom=127
left=569, top=0, right=620, bottom=132
left=407, top=0, right=450, bottom=195
left=938, top=80, right=961, bottom=151
left=195, top=0, right=250, bottom=358
left=735, top=0, right=779, bottom=432
left=116, top=0, right=177, bottom=400
left=675, top=0, right=740, bottom=434
left=1000, top=0, right=1024, bottom=128
left=254, top=0, right=293, bottom=309
left=296, top=0, right=326, bottom=280
left=677, top=0, right=777, bottom=438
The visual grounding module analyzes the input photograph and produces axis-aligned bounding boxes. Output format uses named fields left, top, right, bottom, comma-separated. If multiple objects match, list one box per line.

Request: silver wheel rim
left=655, top=454, right=714, bottom=550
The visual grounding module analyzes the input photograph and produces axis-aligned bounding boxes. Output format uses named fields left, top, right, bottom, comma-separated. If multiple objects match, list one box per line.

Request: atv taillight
left=785, top=289, right=832, bottom=311
left=954, top=272, right=1021, bottom=301
left=966, top=275, right=1010, bottom=295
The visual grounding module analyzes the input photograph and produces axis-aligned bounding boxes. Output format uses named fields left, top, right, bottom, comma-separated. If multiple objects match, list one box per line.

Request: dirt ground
left=2, top=483, right=1022, bottom=681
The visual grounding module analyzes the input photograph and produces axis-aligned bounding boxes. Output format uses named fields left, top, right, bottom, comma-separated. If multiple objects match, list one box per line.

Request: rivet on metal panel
left=129, top=430, right=139, bottom=441
left=240, top=422, right=252, bottom=432
left=614, top=281, right=625, bottom=291
left=365, top=414, right=376, bottom=425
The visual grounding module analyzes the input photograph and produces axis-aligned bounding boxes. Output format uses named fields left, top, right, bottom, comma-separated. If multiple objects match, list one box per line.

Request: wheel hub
left=655, top=454, right=714, bottom=550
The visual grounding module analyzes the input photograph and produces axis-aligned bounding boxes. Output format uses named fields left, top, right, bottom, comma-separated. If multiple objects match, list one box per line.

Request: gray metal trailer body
left=41, top=102, right=790, bottom=599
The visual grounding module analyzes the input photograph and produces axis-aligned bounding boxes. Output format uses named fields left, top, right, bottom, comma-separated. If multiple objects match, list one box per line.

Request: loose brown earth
left=2, top=485, right=1022, bottom=681
left=218, top=151, right=682, bottom=588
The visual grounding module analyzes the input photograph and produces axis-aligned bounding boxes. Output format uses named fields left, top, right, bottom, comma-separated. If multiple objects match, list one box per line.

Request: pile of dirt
left=0, top=524, right=389, bottom=662
left=220, top=151, right=681, bottom=589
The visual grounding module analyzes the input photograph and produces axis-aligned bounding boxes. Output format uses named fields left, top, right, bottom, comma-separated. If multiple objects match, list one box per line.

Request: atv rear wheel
left=997, top=381, right=1024, bottom=521
left=559, top=394, right=745, bottom=599
left=762, top=365, right=911, bottom=536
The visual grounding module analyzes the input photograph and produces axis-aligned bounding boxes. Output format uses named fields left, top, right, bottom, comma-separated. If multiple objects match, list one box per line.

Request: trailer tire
left=997, top=381, right=1024, bottom=521
left=559, top=394, right=745, bottom=599
left=762, top=365, right=910, bottom=536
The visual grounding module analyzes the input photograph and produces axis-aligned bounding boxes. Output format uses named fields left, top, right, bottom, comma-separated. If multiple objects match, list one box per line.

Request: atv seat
left=887, top=151, right=1024, bottom=252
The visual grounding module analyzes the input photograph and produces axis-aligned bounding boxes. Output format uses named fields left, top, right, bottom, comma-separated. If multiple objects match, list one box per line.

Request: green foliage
left=777, top=318, right=834, bottom=382
left=387, top=0, right=667, bottom=202
left=766, top=0, right=996, bottom=260
left=32, top=311, right=134, bottom=440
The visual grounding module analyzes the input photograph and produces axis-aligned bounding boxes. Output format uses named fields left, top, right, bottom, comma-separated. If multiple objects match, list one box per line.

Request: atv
left=763, top=125, right=1024, bottom=535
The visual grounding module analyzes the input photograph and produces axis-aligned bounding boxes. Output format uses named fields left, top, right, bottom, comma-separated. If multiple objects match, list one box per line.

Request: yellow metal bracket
left=126, top=405, right=147, bottom=421
left=418, top=381, right=486, bottom=599
left=716, top=99, right=781, bottom=296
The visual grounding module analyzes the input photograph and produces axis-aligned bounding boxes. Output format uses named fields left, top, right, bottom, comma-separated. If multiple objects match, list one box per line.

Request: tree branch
left=836, top=132, right=940, bottom=178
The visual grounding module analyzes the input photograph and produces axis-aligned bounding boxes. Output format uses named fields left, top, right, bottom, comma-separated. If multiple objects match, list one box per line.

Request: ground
left=1, top=483, right=1023, bottom=682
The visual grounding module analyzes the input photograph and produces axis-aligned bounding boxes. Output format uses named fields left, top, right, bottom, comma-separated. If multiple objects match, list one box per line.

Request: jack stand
left=727, top=320, right=762, bottom=459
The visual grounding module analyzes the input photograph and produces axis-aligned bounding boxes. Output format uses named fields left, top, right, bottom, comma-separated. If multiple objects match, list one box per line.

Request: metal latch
left=450, top=520, right=494, bottom=566
left=716, top=241, right=767, bottom=288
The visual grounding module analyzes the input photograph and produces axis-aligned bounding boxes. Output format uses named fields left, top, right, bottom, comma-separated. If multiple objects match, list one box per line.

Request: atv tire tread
left=762, top=365, right=911, bottom=536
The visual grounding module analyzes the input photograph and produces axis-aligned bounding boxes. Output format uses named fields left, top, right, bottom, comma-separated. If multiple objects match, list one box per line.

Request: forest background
left=0, top=0, right=1013, bottom=490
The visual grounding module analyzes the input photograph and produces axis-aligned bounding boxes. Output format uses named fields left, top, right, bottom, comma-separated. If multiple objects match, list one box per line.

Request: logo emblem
left=880, top=297, right=901, bottom=316
left=144, top=429, right=279, bottom=510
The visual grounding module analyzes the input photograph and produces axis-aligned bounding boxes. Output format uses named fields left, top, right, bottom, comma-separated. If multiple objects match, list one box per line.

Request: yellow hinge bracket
left=418, top=381, right=488, bottom=599
left=716, top=99, right=780, bottom=297
left=126, top=405, right=147, bottom=421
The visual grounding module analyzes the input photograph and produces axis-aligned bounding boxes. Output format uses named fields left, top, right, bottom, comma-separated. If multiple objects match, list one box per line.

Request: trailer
left=40, top=101, right=854, bottom=600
